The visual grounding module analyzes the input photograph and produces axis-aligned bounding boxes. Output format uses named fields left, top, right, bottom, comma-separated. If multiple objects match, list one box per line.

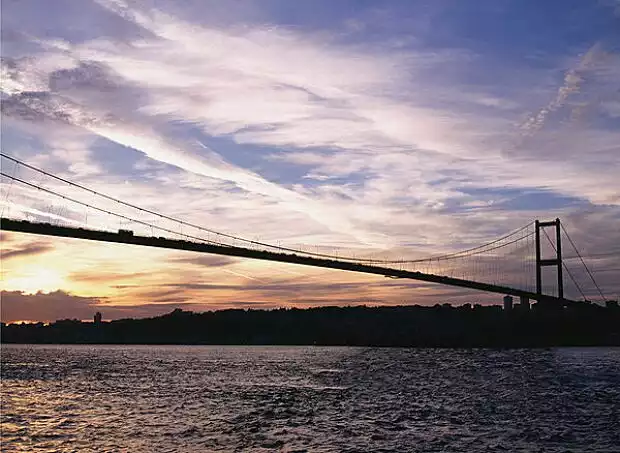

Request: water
left=1, top=346, right=619, bottom=452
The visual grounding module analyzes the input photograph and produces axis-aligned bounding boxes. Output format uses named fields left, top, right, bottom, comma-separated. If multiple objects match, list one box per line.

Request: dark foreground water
left=1, top=346, right=619, bottom=452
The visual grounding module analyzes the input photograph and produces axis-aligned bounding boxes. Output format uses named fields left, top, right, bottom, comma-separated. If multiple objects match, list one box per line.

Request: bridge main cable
left=0, top=152, right=534, bottom=266
left=0, top=172, right=224, bottom=246
left=1, top=216, right=577, bottom=305
left=1, top=152, right=370, bottom=261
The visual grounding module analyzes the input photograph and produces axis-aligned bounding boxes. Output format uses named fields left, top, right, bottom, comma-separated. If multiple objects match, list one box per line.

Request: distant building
left=94, top=312, right=102, bottom=325
left=503, top=295, right=513, bottom=311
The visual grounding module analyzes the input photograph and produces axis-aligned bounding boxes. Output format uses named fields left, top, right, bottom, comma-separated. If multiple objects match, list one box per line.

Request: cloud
left=224, top=301, right=275, bottom=308
left=4, top=1, right=619, bottom=225
left=1, top=241, right=54, bottom=260
left=0, top=232, right=13, bottom=242
left=69, top=271, right=152, bottom=284
left=519, top=43, right=605, bottom=136
left=0, top=290, right=104, bottom=322
left=1, top=56, right=385, bottom=245
left=0, top=289, right=201, bottom=322
left=167, top=255, right=236, bottom=268
left=157, top=274, right=492, bottom=306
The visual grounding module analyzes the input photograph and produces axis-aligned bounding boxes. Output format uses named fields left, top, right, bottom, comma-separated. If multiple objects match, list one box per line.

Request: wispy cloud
left=519, top=43, right=605, bottom=136
left=1, top=241, right=54, bottom=260
left=168, top=255, right=237, bottom=268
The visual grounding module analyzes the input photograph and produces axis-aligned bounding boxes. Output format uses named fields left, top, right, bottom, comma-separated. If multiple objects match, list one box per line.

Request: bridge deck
left=1, top=218, right=571, bottom=303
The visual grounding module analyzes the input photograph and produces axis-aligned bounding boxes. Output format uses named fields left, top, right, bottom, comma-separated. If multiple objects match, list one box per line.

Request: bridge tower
left=535, top=218, right=564, bottom=299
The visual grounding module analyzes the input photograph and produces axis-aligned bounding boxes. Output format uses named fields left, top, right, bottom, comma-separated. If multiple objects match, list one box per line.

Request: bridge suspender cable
left=560, top=223, right=606, bottom=301
left=541, top=228, right=587, bottom=301
left=0, top=172, right=224, bottom=246
left=0, top=152, right=536, bottom=266
left=2, top=152, right=597, bottom=303
left=0, top=152, right=372, bottom=261
left=0, top=168, right=406, bottom=263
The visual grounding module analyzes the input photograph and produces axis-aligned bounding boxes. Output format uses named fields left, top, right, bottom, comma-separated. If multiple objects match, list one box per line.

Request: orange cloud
left=2, top=242, right=55, bottom=261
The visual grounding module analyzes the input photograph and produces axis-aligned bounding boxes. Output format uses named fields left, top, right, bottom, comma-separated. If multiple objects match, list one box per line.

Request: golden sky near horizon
left=1, top=229, right=487, bottom=322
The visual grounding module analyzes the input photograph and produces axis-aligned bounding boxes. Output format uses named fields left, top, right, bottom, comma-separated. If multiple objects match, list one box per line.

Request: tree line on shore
left=2, top=301, right=619, bottom=347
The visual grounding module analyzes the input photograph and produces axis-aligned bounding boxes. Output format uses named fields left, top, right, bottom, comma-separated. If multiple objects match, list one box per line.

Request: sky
left=1, top=0, right=619, bottom=322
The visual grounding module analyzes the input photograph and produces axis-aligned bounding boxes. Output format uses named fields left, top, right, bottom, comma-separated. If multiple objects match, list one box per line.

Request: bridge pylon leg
left=535, top=220, right=542, bottom=296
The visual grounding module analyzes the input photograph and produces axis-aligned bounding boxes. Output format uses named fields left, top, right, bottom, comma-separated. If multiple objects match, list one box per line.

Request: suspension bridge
left=0, top=152, right=608, bottom=305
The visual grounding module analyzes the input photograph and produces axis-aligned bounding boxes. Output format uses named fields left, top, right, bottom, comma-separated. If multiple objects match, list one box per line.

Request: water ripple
left=1, top=346, right=619, bottom=452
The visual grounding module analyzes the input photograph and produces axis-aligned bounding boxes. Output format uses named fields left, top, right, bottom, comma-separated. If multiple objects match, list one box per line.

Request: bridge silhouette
left=0, top=152, right=607, bottom=305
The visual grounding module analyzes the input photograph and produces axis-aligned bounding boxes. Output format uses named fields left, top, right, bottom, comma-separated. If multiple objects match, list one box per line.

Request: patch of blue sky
left=169, top=0, right=614, bottom=62
left=412, top=0, right=613, bottom=55
left=293, top=1, right=610, bottom=59
left=1, top=0, right=153, bottom=44
left=168, top=124, right=354, bottom=186
left=88, top=137, right=154, bottom=182
left=450, top=186, right=587, bottom=213
left=0, top=127, right=49, bottom=161
left=0, top=30, right=46, bottom=59
left=427, top=171, right=471, bottom=187
left=579, top=114, right=620, bottom=132
left=497, top=191, right=585, bottom=212
left=167, top=124, right=281, bottom=173
left=239, top=0, right=382, bottom=32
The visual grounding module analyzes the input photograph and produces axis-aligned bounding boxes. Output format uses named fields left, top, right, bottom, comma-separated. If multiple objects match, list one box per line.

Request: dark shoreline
left=3, top=303, right=619, bottom=347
